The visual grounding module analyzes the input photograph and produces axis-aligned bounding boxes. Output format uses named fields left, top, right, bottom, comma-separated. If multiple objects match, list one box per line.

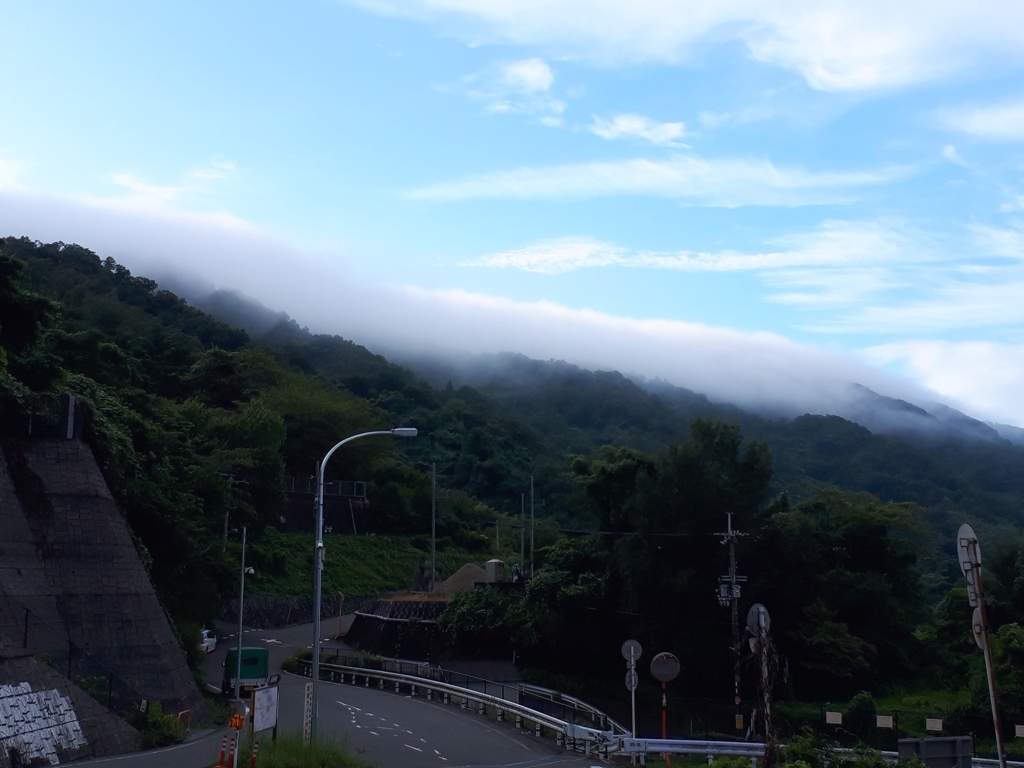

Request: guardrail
left=297, top=658, right=620, bottom=758
left=299, top=660, right=1024, bottom=767
left=519, top=682, right=627, bottom=734
left=311, top=648, right=628, bottom=733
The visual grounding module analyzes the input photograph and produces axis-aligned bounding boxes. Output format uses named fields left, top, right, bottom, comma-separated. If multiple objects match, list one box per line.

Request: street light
left=310, top=427, right=417, bottom=740
left=234, top=526, right=255, bottom=700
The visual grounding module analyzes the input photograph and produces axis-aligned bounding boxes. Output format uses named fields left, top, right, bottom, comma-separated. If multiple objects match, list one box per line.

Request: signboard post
left=251, top=683, right=280, bottom=741
left=651, top=652, right=680, bottom=768
left=956, top=524, right=1007, bottom=768
left=621, top=639, right=642, bottom=746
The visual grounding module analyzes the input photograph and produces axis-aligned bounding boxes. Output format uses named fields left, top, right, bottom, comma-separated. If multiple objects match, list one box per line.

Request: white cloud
left=0, top=155, right=25, bottom=191
left=188, top=159, right=237, bottom=181
left=939, top=100, right=1024, bottom=141
left=758, top=218, right=1024, bottom=338
left=970, top=223, right=1024, bottom=260
left=863, top=340, right=1024, bottom=426
left=463, top=237, right=627, bottom=274
left=837, top=279, right=1024, bottom=334
left=465, top=220, right=926, bottom=277
left=941, top=145, right=969, bottom=167
left=104, top=161, right=237, bottom=208
left=109, top=174, right=185, bottom=206
left=461, top=58, right=565, bottom=122
left=698, top=109, right=763, bottom=130
left=406, top=154, right=912, bottom=206
left=0, top=182, right=945, bottom=423
left=500, top=58, right=553, bottom=92
left=590, top=114, right=688, bottom=146
left=466, top=220, right=1024, bottom=339
left=342, top=0, right=1024, bottom=92
left=380, top=284, right=931, bottom=419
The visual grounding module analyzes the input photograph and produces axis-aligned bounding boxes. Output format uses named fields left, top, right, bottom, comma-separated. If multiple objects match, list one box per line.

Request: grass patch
left=247, top=530, right=480, bottom=597
left=230, top=733, right=367, bottom=768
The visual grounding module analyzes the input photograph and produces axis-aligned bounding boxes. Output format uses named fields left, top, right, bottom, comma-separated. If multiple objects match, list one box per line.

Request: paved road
left=78, top=620, right=610, bottom=768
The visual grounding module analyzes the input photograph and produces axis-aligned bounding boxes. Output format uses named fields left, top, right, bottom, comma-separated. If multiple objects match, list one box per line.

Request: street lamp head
left=392, top=427, right=418, bottom=437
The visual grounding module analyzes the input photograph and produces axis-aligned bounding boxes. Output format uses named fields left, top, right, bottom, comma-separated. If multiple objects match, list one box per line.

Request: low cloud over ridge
left=0, top=186, right=954, bottom=424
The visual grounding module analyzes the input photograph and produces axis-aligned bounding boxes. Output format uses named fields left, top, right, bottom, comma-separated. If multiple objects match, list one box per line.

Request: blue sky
left=3, top=0, right=1024, bottom=425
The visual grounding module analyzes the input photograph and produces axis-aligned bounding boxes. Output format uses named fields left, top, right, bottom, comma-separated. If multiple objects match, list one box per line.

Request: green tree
left=437, top=587, right=521, bottom=659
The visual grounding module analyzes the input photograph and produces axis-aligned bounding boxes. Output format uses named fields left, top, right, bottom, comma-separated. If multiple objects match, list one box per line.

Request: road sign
left=973, top=606, right=987, bottom=650
left=625, top=670, right=639, bottom=692
left=650, top=652, right=680, bottom=683
left=252, top=684, right=279, bottom=733
left=621, top=639, right=642, bottom=662
left=746, top=603, right=771, bottom=653
left=957, top=523, right=981, bottom=607
left=229, top=713, right=244, bottom=731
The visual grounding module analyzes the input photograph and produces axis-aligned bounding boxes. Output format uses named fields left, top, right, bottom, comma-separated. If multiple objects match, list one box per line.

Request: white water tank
left=484, top=559, right=506, bottom=583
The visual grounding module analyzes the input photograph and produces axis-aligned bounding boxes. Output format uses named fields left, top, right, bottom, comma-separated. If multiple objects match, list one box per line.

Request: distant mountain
left=169, top=281, right=1024, bottom=553
left=174, top=285, right=1018, bottom=448
left=986, top=420, right=1024, bottom=448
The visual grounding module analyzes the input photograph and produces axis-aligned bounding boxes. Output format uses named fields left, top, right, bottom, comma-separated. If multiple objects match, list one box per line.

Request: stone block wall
left=0, top=437, right=206, bottom=761
left=0, top=649, right=138, bottom=766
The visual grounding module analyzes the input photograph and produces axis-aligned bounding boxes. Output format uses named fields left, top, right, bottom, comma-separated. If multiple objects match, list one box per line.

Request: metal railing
left=281, top=477, right=366, bottom=497
left=295, top=659, right=1024, bottom=767
left=297, top=658, right=621, bottom=757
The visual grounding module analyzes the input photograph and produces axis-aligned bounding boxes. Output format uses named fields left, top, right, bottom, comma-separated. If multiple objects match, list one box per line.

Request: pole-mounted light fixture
left=310, top=427, right=417, bottom=740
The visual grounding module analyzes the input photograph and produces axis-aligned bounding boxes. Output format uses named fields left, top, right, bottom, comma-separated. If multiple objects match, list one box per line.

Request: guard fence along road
left=297, top=660, right=1024, bottom=767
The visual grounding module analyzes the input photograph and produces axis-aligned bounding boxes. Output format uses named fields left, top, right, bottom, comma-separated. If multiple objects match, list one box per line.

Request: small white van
left=199, top=628, right=217, bottom=653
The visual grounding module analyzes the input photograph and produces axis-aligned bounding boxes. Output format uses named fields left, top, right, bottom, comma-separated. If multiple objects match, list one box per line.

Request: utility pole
left=520, top=494, right=525, bottom=577
left=220, top=473, right=247, bottom=553
left=529, top=477, right=535, bottom=579
left=717, top=511, right=748, bottom=735
left=431, top=463, right=436, bottom=592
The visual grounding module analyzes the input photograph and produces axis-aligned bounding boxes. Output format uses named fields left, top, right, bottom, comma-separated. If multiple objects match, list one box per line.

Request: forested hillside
left=4, top=237, right=1024, bottom=723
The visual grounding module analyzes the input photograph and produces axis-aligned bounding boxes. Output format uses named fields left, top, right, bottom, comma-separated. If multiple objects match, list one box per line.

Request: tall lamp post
left=234, top=526, right=255, bottom=700
left=310, top=427, right=417, bottom=740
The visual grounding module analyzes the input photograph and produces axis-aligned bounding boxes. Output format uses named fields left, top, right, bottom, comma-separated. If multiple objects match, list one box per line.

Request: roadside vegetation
left=5, top=237, right=1024, bottom=754
left=223, top=735, right=366, bottom=768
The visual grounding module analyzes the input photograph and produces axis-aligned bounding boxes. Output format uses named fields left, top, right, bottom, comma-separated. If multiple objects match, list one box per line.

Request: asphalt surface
left=76, top=619, right=611, bottom=768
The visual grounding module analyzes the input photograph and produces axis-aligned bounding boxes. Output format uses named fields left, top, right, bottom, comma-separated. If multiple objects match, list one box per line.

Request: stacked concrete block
left=0, top=436, right=207, bottom=761
left=0, top=648, right=138, bottom=764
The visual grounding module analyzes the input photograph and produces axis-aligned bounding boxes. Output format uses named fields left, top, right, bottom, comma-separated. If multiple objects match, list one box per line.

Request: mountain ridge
left=185, top=285, right=1018, bottom=450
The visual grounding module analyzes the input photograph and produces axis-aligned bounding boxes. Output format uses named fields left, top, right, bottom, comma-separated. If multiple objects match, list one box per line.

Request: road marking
left=404, top=744, right=423, bottom=752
